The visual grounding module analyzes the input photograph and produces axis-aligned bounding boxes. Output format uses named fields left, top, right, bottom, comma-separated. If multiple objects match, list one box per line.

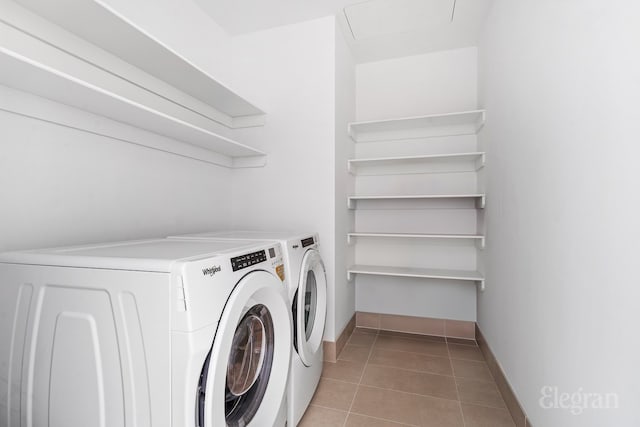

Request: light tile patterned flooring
left=299, top=328, right=516, bottom=427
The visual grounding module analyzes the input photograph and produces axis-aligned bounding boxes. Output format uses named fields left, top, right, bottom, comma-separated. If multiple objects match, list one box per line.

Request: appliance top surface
left=174, top=230, right=314, bottom=241
left=0, top=238, right=273, bottom=272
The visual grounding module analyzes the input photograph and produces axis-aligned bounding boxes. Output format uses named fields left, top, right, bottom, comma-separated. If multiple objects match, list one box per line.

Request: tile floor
left=299, top=328, right=516, bottom=427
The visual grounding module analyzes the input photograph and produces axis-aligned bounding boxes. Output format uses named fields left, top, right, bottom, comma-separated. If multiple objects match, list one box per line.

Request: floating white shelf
left=14, top=0, right=265, bottom=128
left=347, top=232, right=485, bottom=248
left=347, top=152, right=485, bottom=175
left=347, top=265, right=485, bottom=290
left=348, top=110, right=486, bottom=142
left=347, top=194, right=486, bottom=209
left=0, top=21, right=266, bottom=168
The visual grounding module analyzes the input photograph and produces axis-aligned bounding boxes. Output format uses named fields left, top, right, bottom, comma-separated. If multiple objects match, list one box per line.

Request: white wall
left=356, top=47, right=478, bottom=121
left=478, top=1, right=640, bottom=426
left=354, top=48, right=480, bottom=321
left=333, top=24, right=357, bottom=337
left=0, top=0, right=236, bottom=252
left=230, top=17, right=341, bottom=340
left=0, top=89, right=232, bottom=252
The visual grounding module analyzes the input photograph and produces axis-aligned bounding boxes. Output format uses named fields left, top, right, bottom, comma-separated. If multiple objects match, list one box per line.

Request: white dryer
left=0, top=238, right=291, bottom=427
left=169, top=231, right=327, bottom=426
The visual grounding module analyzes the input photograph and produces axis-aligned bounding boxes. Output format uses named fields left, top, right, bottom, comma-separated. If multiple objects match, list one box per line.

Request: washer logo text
left=202, top=265, right=222, bottom=276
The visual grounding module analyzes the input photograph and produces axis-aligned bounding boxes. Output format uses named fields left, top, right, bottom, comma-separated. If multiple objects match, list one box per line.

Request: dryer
left=169, top=231, right=327, bottom=426
left=0, top=238, right=291, bottom=427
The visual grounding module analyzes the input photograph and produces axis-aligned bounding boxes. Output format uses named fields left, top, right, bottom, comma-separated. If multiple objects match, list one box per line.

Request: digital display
left=269, top=247, right=276, bottom=258
left=301, top=237, right=315, bottom=248
left=231, top=250, right=267, bottom=272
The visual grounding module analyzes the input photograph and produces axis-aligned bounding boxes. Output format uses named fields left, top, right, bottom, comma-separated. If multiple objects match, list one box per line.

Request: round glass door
left=303, top=270, right=317, bottom=341
left=225, top=305, right=274, bottom=426
left=296, top=249, right=327, bottom=367
left=198, top=271, right=291, bottom=427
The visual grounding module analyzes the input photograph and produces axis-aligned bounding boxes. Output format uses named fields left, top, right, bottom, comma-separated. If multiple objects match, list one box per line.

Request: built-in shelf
left=348, top=110, right=486, bottom=142
left=347, top=232, right=485, bottom=248
left=348, top=152, right=485, bottom=175
left=347, top=265, right=485, bottom=290
left=0, top=20, right=266, bottom=168
left=13, top=0, right=264, bottom=128
left=347, top=194, right=486, bottom=209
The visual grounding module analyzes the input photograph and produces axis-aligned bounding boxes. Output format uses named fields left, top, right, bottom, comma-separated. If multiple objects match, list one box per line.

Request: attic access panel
left=344, top=0, right=455, bottom=40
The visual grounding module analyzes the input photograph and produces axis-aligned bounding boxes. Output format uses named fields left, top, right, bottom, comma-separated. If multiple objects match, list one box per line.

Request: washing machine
left=169, top=231, right=327, bottom=426
left=0, top=238, right=291, bottom=427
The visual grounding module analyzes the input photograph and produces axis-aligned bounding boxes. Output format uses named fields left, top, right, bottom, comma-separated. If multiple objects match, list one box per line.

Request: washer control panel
left=301, top=236, right=315, bottom=248
left=230, top=250, right=267, bottom=271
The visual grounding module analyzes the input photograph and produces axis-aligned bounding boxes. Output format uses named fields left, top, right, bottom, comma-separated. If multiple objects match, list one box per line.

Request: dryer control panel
left=230, top=250, right=267, bottom=271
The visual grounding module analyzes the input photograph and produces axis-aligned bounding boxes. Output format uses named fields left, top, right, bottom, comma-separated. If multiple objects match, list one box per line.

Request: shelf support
left=478, top=279, right=485, bottom=292
left=476, top=195, right=486, bottom=209
left=476, top=236, right=486, bottom=250
left=232, top=155, right=268, bottom=168
left=475, top=153, right=486, bottom=170
left=476, top=111, right=487, bottom=133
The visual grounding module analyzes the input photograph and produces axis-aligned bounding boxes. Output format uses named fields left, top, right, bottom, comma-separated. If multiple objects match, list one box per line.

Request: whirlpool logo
left=202, top=265, right=222, bottom=277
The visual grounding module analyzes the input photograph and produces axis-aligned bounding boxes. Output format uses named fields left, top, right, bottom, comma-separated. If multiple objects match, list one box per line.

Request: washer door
left=198, top=270, right=291, bottom=427
left=294, top=249, right=327, bottom=367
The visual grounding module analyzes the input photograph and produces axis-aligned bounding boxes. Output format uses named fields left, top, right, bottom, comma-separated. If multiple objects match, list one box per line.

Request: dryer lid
left=0, top=238, right=266, bottom=272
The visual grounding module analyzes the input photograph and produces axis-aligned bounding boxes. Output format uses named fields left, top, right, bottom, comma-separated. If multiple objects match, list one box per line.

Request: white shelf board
left=347, top=194, right=486, bottom=209
left=348, top=110, right=486, bottom=142
left=348, top=152, right=485, bottom=175
left=0, top=22, right=266, bottom=167
left=14, top=0, right=265, bottom=128
left=347, top=264, right=485, bottom=290
left=347, top=232, right=485, bottom=248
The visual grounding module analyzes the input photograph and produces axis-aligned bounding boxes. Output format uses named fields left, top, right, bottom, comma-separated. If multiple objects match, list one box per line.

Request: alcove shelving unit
left=347, top=232, right=486, bottom=249
left=346, top=109, right=486, bottom=290
left=347, top=152, right=485, bottom=175
left=348, top=110, right=485, bottom=142
left=347, top=265, right=485, bottom=290
left=347, top=194, right=486, bottom=209
left=0, top=0, right=266, bottom=168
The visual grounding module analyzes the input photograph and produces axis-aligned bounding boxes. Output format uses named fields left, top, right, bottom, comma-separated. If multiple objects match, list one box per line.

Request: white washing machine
left=0, top=238, right=291, bottom=427
left=169, top=231, right=327, bottom=426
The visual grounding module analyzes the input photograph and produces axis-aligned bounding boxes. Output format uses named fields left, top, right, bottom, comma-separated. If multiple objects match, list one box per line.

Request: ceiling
left=196, top=0, right=493, bottom=63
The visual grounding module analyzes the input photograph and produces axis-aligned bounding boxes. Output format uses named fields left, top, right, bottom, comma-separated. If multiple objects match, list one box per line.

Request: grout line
left=341, top=342, right=376, bottom=350
left=448, top=338, right=467, bottom=427
left=342, top=329, right=379, bottom=427
left=450, top=400, right=511, bottom=411
left=318, top=376, right=361, bottom=386
left=375, top=330, right=449, bottom=341
left=446, top=337, right=479, bottom=347
left=347, top=411, right=417, bottom=427
left=365, top=360, right=454, bottom=377
left=348, top=410, right=419, bottom=427
left=364, top=359, right=501, bottom=385
left=306, top=403, right=418, bottom=427
left=450, top=340, right=515, bottom=414
left=364, top=361, right=455, bottom=379
left=355, top=383, right=460, bottom=403
left=371, top=346, right=448, bottom=358
left=307, top=403, right=348, bottom=413
left=449, top=356, right=486, bottom=362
